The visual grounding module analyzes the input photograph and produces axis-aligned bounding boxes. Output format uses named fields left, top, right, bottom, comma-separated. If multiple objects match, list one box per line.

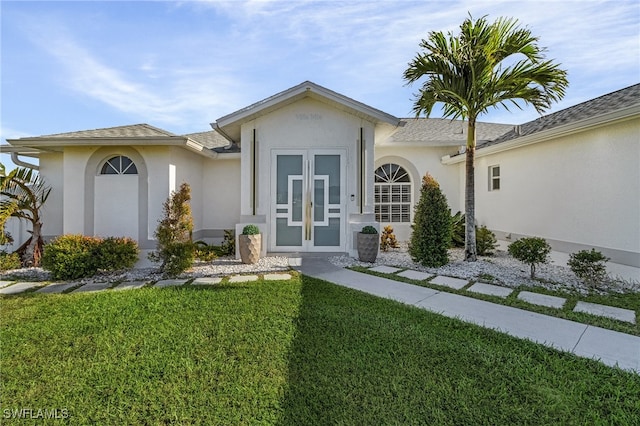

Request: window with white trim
left=374, top=163, right=411, bottom=222
left=489, top=165, right=500, bottom=191
left=100, top=156, right=138, bottom=175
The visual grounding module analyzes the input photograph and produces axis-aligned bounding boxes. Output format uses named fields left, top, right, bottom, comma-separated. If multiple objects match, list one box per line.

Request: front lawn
left=1, top=275, right=638, bottom=424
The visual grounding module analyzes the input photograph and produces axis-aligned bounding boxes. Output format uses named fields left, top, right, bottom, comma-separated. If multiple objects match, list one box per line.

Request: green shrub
left=242, top=224, right=260, bottom=235
left=149, top=183, right=195, bottom=277
left=0, top=251, right=21, bottom=271
left=450, top=211, right=465, bottom=248
left=380, top=225, right=399, bottom=252
left=194, top=241, right=218, bottom=262
left=161, top=242, right=195, bottom=277
left=361, top=225, right=378, bottom=234
left=568, top=249, right=610, bottom=289
left=97, top=237, right=139, bottom=270
left=42, top=235, right=102, bottom=280
left=508, top=237, right=551, bottom=279
left=409, top=174, right=451, bottom=267
left=476, top=226, right=498, bottom=256
left=219, top=229, right=235, bottom=256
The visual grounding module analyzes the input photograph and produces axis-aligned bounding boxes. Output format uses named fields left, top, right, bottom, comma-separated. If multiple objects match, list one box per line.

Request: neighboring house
left=3, top=81, right=639, bottom=268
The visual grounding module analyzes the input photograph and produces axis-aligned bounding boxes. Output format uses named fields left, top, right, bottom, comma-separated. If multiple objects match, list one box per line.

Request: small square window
left=489, top=165, right=500, bottom=191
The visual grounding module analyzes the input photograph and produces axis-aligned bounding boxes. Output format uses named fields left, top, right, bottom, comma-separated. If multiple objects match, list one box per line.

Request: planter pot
left=357, top=233, right=379, bottom=263
left=239, top=234, right=261, bottom=264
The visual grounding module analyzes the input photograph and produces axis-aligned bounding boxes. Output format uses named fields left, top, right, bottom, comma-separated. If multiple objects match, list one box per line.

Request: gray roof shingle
left=32, top=123, right=177, bottom=139
left=183, top=130, right=230, bottom=149
left=478, top=83, right=640, bottom=149
left=381, top=118, right=513, bottom=146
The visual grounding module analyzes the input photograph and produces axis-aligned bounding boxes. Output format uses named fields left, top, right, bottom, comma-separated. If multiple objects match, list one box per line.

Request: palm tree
left=404, top=15, right=568, bottom=261
left=0, top=165, right=51, bottom=266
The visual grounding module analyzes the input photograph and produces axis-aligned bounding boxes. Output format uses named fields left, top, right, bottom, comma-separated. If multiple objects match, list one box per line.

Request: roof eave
left=441, top=104, right=640, bottom=165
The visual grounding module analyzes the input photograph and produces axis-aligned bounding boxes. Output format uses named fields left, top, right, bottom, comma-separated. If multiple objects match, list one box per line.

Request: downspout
left=11, top=152, right=39, bottom=170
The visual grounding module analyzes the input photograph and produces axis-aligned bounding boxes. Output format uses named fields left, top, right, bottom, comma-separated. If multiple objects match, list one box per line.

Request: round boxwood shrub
left=361, top=225, right=378, bottom=234
left=242, top=224, right=260, bottom=235
left=508, top=237, right=551, bottom=279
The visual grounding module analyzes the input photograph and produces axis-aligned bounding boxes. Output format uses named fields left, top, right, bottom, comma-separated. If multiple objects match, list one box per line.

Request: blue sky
left=1, top=0, right=639, bottom=168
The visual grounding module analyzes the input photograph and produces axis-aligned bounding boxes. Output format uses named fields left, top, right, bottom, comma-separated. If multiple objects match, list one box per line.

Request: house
left=3, top=81, right=639, bottom=269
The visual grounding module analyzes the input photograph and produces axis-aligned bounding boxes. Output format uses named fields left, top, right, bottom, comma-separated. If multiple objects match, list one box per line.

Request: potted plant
left=357, top=225, right=379, bottom=263
left=239, top=224, right=261, bottom=264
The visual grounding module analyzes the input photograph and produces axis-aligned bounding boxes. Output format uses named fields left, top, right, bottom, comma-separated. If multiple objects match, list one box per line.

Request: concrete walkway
left=297, top=255, right=640, bottom=374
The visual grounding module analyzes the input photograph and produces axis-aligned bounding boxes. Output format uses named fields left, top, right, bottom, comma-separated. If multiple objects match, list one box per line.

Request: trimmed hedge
left=42, top=235, right=139, bottom=280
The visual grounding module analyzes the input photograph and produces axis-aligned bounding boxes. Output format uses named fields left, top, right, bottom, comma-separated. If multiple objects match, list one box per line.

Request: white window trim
left=489, top=165, right=500, bottom=191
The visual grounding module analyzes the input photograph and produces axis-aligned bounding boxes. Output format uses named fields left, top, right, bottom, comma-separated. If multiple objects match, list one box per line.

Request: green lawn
left=1, top=275, right=638, bottom=425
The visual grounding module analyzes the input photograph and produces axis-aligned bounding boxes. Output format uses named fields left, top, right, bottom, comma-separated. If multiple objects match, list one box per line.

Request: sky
left=1, top=0, right=639, bottom=169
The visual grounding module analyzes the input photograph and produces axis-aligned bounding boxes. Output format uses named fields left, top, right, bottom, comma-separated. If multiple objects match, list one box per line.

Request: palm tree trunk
left=465, top=120, right=477, bottom=262
left=23, top=221, right=43, bottom=267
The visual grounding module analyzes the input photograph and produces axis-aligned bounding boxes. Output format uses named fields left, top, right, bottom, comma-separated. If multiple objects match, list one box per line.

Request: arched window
left=100, top=156, right=138, bottom=175
left=374, top=163, right=411, bottom=223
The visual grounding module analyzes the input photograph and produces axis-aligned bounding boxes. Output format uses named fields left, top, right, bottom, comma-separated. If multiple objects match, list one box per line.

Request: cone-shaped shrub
left=409, top=173, right=451, bottom=267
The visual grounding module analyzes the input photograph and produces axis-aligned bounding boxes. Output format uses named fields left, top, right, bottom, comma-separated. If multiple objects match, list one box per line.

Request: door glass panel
left=315, top=155, right=340, bottom=204
left=292, top=180, right=303, bottom=222
left=314, top=218, right=340, bottom=246
left=314, top=179, right=325, bottom=222
left=276, top=218, right=302, bottom=246
left=277, top=155, right=302, bottom=204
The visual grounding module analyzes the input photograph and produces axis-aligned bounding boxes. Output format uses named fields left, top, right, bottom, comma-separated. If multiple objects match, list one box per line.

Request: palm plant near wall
left=404, top=14, right=568, bottom=261
left=0, top=165, right=51, bottom=267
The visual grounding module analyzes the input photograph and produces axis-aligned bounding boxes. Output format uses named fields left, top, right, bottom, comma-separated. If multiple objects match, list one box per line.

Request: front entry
left=271, top=149, right=345, bottom=251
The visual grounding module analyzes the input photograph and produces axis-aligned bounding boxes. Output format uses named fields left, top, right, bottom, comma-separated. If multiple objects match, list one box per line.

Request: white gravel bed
left=331, top=245, right=638, bottom=295
left=0, top=256, right=291, bottom=285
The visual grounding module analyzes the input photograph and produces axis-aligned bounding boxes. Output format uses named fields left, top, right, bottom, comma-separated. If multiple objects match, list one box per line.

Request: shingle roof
left=183, top=130, right=230, bottom=149
left=380, top=118, right=513, bottom=146
left=478, top=83, right=640, bottom=149
left=32, top=123, right=176, bottom=139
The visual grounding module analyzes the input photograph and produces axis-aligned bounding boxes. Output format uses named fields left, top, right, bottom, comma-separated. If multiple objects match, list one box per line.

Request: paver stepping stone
left=430, top=275, right=468, bottom=290
left=369, top=265, right=402, bottom=274
left=37, top=282, right=79, bottom=294
left=229, top=275, right=259, bottom=283
left=467, top=282, right=513, bottom=298
left=263, top=273, right=292, bottom=281
left=72, top=282, right=112, bottom=293
left=154, top=279, right=188, bottom=288
left=0, top=280, right=15, bottom=289
left=397, top=269, right=431, bottom=281
left=0, top=282, right=43, bottom=295
left=574, top=301, right=636, bottom=324
left=192, top=277, right=223, bottom=285
left=518, top=291, right=566, bottom=308
left=114, top=281, right=147, bottom=290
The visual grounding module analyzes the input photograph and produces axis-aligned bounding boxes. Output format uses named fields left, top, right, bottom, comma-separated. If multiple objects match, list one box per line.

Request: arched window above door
left=100, top=155, right=138, bottom=175
left=374, top=163, right=411, bottom=223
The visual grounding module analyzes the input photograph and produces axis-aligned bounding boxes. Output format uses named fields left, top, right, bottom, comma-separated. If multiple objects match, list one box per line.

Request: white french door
left=271, top=149, right=345, bottom=251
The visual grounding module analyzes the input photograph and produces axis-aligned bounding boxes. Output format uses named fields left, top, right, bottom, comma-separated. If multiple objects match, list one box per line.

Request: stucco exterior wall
left=374, top=145, right=460, bottom=241
left=200, top=158, right=241, bottom=243
left=470, top=118, right=640, bottom=266
left=38, top=152, right=64, bottom=240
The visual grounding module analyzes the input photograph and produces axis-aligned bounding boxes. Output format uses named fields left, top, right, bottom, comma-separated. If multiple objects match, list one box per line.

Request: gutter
left=11, top=152, right=39, bottom=170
